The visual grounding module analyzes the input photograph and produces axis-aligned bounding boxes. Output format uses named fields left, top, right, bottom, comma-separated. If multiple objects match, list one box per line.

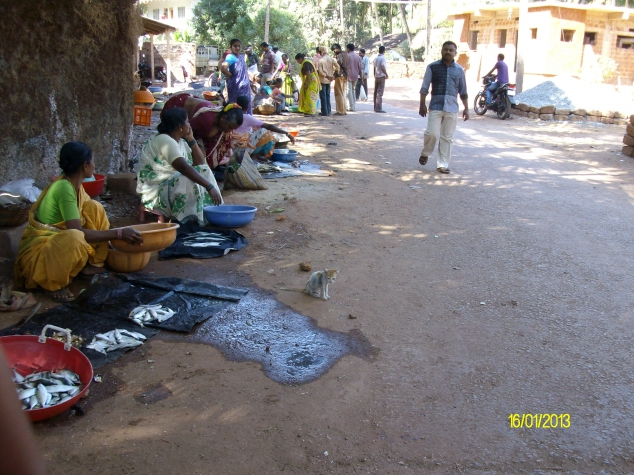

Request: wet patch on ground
left=133, top=382, right=172, bottom=404
left=165, top=288, right=377, bottom=384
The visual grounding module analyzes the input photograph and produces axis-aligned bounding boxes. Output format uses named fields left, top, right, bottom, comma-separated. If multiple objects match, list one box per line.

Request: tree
left=191, top=0, right=256, bottom=47
left=398, top=3, right=415, bottom=61
left=252, top=8, right=308, bottom=55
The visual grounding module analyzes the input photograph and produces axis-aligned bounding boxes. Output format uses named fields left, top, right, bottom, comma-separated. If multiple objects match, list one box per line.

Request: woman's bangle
left=116, top=228, right=123, bottom=240
left=205, top=183, right=214, bottom=191
left=187, top=139, right=197, bottom=147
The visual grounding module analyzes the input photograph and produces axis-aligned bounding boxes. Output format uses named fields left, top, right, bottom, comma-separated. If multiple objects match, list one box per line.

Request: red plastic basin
left=0, top=335, right=93, bottom=422
left=82, top=174, right=106, bottom=198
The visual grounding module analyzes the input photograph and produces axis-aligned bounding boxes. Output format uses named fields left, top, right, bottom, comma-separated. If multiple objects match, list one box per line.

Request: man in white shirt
left=355, top=48, right=369, bottom=101
left=272, top=46, right=284, bottom=70
left=373, top=46, right=388, bottom=113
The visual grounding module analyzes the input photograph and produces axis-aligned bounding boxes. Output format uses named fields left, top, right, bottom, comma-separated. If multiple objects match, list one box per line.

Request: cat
left=280, top=269, right=339, bottom=300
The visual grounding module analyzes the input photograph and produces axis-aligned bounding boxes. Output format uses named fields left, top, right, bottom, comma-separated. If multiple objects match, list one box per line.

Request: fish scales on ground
left=128, top=304, right=176, bottom=327
left=12, top=368, right=83, bottom=411
left=86, top=328, right=147, bottom=354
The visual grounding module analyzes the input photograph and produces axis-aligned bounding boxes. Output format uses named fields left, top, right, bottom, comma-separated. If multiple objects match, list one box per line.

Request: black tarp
left=158, top=221, right=247, bottom=260
left=1, top=274, right=248, bottom=368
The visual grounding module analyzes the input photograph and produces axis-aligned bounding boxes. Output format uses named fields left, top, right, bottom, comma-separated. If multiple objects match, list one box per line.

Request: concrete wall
left=0, top=1, right=138, bottom=188
left=141, top=42, right=197, bottom=82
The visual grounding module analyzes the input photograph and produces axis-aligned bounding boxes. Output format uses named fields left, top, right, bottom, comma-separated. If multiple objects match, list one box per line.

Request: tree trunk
left=398, top=3, right=415, bottom=62
left=373, top=2, right=383, bottom=45
left=389, top=4, right=393, bottom=34
left=264, top=0, right=270, bottom=43
left=340, top=0, right=345, bottom=38
left=426, top=0, right=432, bottom=64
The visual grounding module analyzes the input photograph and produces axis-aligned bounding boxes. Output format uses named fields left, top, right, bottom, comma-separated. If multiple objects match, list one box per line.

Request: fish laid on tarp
left=13, top=369, right=82, bottom=410
left=86, top=328, right=147, bottom=354
left=129, top=305, right=175, bottom=327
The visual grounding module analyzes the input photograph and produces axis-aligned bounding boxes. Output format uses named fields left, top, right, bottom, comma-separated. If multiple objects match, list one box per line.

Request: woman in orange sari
left=14, top=142, right=142, bottom=302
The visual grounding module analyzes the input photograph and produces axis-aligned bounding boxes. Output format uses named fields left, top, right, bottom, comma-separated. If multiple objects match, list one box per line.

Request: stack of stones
left=621, top=116, right=634, bottom=158
left=512, top=104, right=629, bottom=125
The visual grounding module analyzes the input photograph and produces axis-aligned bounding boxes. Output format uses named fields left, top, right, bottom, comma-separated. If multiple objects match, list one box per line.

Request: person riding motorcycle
left=483, top=53, right=508, bottom=106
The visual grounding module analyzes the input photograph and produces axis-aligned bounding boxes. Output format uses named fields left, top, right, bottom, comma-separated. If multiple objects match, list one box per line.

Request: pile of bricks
left=621, top=116, right=634, bottom=158
left=512, top=104, right=629, bottom=125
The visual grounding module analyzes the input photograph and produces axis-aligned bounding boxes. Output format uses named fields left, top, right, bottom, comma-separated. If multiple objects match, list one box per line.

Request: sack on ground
left=254, top=103, right=276, bottom=115
left=359, top=86, right=367, bottom=101
left=223, top=149, right=268, bottom=191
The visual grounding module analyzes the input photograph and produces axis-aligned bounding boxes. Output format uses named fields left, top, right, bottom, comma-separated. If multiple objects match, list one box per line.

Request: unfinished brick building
left=448, top=1, right=634, bottom=87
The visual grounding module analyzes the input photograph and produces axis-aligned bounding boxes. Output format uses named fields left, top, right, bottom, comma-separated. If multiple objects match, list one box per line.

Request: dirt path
left=17, top=79, right=634, bottom=473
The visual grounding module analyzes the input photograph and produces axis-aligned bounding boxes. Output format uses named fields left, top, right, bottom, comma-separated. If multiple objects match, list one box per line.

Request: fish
left=86, top=329, right=146, bottom=353
left=128, top=304, right=175, bottom=327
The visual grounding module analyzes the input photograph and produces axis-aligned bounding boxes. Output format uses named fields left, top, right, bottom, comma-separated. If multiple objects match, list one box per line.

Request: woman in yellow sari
left=14, top=142, right=143, bottom=302
left=295, top=53, right=321, bottom=117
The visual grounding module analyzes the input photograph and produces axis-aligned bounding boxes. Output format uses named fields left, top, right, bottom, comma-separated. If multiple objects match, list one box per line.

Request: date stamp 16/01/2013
left=509, top=414, right=570, bottom=429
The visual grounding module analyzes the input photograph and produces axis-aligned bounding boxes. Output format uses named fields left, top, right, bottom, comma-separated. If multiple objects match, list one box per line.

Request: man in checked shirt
left=419, top=41, right=469, bottom=174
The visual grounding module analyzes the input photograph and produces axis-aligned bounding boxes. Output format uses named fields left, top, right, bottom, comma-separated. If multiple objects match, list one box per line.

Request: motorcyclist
left=483, top=53, right=508, bottom=106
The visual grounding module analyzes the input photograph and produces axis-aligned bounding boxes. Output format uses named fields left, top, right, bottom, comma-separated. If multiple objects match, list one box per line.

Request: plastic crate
left=134, top=105, right=152, bottom=126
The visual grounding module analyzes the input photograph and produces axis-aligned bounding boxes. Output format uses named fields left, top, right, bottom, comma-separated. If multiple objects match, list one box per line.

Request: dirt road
left=24, top=80, right=634, bottom=473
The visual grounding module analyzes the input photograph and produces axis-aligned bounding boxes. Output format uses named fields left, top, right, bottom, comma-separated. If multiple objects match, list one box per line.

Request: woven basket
left=0, top=203, right=30, bottom=227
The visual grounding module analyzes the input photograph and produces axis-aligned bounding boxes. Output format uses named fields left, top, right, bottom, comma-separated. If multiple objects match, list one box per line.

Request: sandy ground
left=2, top=78, right=634, bottom=474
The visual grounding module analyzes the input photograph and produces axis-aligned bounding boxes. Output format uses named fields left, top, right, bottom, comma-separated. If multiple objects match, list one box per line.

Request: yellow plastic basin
left=110, top=223, right=180, bottom=253
left=106, top=249, right=151, bottom=273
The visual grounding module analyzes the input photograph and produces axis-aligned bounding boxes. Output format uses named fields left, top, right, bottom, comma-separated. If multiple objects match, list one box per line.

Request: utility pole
left=515, top=0, right=528, bottom=92
left=398, top=3, right=415, bottom=62
left=264, top=0, right=270, bottom=43
left=426, top=0, right=431, bottom=64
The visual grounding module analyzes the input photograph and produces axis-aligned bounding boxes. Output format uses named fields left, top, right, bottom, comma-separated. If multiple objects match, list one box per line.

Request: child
left=272, top=78, right=292, bottom=112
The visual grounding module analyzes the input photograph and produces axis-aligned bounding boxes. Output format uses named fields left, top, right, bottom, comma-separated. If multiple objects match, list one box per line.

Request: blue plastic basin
left=189, top=81, right=205, bottom=89
left=148, top=86, right=163, bottom=93
left=271, top=149, right=298, bottom=162
left=203, top=205, right=257, bottom=228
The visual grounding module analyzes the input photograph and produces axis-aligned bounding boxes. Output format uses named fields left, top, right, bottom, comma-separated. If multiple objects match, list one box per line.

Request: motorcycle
left=137, top=54, right=167, bottom=82
left=474, top=74, right=515, bottom=120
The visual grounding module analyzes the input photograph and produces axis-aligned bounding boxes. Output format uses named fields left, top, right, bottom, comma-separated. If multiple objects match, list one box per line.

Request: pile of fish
left=129, top=304, right=175, bottom=327
left=85, top=329, right=146, bottom=354
left=181, top=232, right=231, bottom=248
left=13, top=369, right=82, bottom=410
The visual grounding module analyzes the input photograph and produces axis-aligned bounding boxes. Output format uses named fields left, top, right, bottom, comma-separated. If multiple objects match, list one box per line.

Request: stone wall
left=621, top=116, right=634, bottom=158
left=141, top=42, right=197, bottom=83
left=512, top=103, right=629, bottom=125
left=0, top=1, right=139, bottom=187
left=378, top=61, right=428, bottom=80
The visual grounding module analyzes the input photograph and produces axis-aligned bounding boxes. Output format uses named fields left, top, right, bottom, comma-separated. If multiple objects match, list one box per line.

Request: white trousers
left=421, top=110, right=458, bottom=169
left=346, top=80, right=356, bottom=111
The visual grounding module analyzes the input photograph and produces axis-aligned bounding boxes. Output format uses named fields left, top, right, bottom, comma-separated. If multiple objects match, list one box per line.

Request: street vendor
left=161, top=94, right=243, bottom=170
left=14, top=142, right=143, bottom=302
left=136, top=107, right=223, bottom=225
left=234, top=95, right=295, bottom=161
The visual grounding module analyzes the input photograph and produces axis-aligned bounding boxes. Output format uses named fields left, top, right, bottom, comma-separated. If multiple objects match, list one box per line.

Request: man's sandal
left=419, top=155, right=428, bottom=166
left=436, top=167, right=450, bottom=174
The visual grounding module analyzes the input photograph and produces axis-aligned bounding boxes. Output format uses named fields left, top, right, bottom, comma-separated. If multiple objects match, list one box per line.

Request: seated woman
left=137, top=108, right=223, bottom=225
left=161, top=94, right=243, bottom=170
left=14, top=142, right=143, bottom=302
left=233, top=95, right=295, bottom=161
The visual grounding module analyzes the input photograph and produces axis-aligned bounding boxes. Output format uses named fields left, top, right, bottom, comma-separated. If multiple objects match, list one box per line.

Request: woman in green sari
left=295, top=53, right=321, bottom=117
left=136, top=108, right=223, bottom=226
left=279, top=53, right=296, bottom=107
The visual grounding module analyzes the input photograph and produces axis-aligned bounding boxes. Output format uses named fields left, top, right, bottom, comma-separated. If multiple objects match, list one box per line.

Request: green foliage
left=191, top=0, right=257, bottom=47
left=174, top=29, right=195, bottom=43
left=252, top=8, right=308, bottom=56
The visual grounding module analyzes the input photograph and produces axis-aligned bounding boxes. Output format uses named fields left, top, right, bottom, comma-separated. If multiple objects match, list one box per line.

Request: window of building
left=561, top=29, right=575, bottom=42
left=617, top=35, right=634, bottom=49
left=152, top=9, right=159, bottom=19
left=530, top=28, right=537, bottom=39
left=178, top=7, right=185, bottom=18
left=583, top=32, right=596, bottom=46
left=162, top=8, right=168, bottom=19
left=469, top=31, right=479, bottom=50
left=499, top=29, right=507, bottom=48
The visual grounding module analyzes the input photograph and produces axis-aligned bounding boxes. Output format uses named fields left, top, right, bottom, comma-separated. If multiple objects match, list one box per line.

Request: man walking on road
left=418, top=41, right=469, bottom=174
left=345, top=44, right=363, bottom=112
left=373, top=46, right=388, bottom=113
left=317, top=47, right=339, bottom=116
left=356, top=48, right=369, bottom=101
left=331, top=44, right=348, bottom=115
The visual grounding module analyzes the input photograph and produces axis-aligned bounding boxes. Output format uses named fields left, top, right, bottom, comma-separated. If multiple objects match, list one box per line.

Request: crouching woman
left=136, top=107, right=223, bottom=225
left=14, top=142, right=143, bottom=302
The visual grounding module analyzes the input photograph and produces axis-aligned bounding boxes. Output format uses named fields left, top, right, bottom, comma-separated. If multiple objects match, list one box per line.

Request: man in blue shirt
left=484, top=53, right=509, bottom=105
left=419, top=41, right=469, bottom=174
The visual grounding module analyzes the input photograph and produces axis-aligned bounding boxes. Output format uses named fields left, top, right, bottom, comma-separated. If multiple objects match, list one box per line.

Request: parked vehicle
left=137, top=54, right=167, bottom=82
left=474, top=74, right=515, bottom=120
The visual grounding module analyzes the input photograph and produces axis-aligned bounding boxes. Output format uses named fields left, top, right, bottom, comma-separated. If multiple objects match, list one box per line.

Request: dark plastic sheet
left=158, top=221, right=247, bottom=260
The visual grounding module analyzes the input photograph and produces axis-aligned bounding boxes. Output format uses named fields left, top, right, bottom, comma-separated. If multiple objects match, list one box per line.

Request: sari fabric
left=14, top=180, right=109, bottom=292
left=226, top=53, right=252, bottom=115
left=280, top=63, right=294, bottom=106
left=137, top=134, right=222, bottom=225
left=233, top=129, right=276, bottom=158
left=298, top=60, right=321, bottom=115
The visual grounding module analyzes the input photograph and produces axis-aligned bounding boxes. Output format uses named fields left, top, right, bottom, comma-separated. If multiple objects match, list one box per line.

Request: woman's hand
left=207, top=186, right=222, bottom=206
left=121, top=227, right=144, bottom=245
left=286, top=132, right=296, bottom=144
left=184, top=124, right=195, bottom=143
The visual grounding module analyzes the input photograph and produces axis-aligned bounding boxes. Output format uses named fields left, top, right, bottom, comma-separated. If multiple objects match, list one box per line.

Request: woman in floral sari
left=295, top=53, right=321, bottom=117
left=161, top=94, right=243, bottom=171
left=221, top=39, right=252, bottom=115
left=137, top=108, right=223, bottom=226
left=14, top=142, right=143, bottom=302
